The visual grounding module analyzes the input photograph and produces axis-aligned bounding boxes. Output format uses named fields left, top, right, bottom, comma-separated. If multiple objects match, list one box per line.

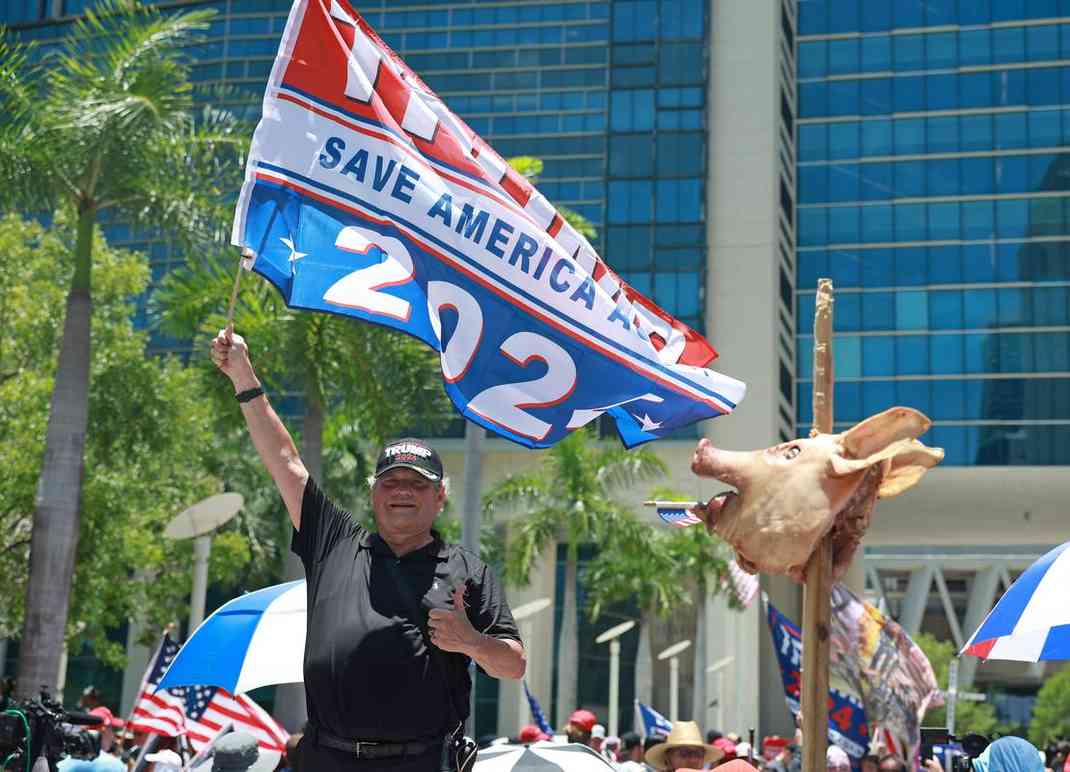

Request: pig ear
left=840, top=407, right=932, bottom=458
left=878, top=441, right=944, bottom=497
left=827, top=439, right=912, bottom=478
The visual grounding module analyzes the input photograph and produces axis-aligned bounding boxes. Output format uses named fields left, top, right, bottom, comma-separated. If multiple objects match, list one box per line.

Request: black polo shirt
left=292, top=477, right=521, bottom=743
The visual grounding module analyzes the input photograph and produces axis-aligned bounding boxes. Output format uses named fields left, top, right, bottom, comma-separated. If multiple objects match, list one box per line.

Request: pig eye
left=781, top=445, right=801, bottom=460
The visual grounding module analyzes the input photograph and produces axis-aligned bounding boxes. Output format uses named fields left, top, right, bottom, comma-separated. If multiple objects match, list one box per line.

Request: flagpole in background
left=512, top=598, right=552, bottom=733
left=596, top=620, right=636, bottom=737
left=801, top=279, right=834, bottom=772
left=461, top=419, right=484, bottom=731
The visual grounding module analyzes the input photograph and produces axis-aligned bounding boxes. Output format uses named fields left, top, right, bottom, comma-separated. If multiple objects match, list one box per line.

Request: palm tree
left=0, top=0, right=245, bottom=696
left=483, top=428, right=665, bottom=725
left=583, top=506, right=736, bottom=714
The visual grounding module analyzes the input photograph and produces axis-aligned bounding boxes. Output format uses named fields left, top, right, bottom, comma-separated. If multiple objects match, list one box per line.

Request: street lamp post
left=595, top=620, right=636, bottom=737
left=512, top=597, right=552, bottom=733
left=705, top=656, right=734, bottom=733
left=657, top=640, right=692, bottom=721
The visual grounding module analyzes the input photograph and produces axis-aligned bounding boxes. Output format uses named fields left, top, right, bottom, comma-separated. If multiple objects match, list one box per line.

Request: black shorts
left=296, top=736, right=444, bottom=772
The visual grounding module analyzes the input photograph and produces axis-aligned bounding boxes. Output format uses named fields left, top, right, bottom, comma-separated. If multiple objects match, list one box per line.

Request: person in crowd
left=827, top=745, right=850, bottom=772
left=735, top=743, right=753, bottom=766
left=877, top=753, right=905, bottom=772
left=644, top=735, right=668, bottom=772
left=972, top=737, right=1046, bottom=772
left=645, top=722, right=724, bottom=772
left=707, top=731, right=724, bottom=745
left=79, top=686, right=103, bottom=712
left=605, top=736, right=621, bottom=763
left=518, top=725, right=550, bottom=744
left=211, top=331, right=525, bottom=772
left=591, top=724, right=607, bottom=755
left=714, top=738, right=737, bottom=765
left=617, top=733, right=645, bottom=772
left=565, top=709, right=598, bottom=745
left=58, top=706, right=126, bottom=771
left=145, top=749, right=183, bottom=772
left=860, top=754, right=879, bottom=772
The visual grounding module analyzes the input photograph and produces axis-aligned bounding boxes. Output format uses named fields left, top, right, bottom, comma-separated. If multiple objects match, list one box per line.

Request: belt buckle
left=354, top=741, right=379, bottom=758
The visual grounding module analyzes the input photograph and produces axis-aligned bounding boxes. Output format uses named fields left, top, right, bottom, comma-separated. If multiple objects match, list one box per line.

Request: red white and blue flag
left=231, top=0, right=745, bottom=448
left=127, top=633, right=288, bottom=755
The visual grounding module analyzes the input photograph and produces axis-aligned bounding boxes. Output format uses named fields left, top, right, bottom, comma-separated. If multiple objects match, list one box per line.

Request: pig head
left=690, top=407, right=944, bottom=583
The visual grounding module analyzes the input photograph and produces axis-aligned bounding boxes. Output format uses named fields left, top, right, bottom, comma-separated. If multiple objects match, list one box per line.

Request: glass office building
left=3, top=0, right=710, bottom=347
left=794, top=0, right=1070, bottom=466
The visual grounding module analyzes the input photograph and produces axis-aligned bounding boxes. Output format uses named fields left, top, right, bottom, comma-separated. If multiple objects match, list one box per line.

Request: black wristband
left=235, top=386, right=264, bottom=404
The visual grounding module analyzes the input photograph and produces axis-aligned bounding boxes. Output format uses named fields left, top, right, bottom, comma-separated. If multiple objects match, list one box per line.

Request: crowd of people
left=494, top=707, right=1066, bottom=772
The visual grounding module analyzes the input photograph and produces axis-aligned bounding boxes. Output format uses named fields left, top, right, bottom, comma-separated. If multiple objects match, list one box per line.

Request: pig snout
left=690, top=440, right=748, bottom=489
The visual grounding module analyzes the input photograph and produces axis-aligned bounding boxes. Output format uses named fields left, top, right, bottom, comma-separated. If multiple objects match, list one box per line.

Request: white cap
left=145, top=748, right=183, bottom=771
left=736, top=742, right=752, bottom=758
left=591, top=724, right=606, bottom=739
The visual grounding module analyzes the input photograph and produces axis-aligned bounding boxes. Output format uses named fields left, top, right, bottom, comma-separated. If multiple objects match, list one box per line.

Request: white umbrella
left=475, top=743, right=614, bottom=772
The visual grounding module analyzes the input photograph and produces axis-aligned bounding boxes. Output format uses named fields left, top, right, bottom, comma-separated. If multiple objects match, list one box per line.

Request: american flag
left=725, top=559, right=760, bottom=608
left=127, top=633, right=288, bottom=753
left=654, top=501, right=704, bottom=528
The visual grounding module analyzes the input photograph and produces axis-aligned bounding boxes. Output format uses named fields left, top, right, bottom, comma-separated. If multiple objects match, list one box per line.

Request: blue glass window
left=799, top=82, right=828, bottom=119
left=927, top=74, right=958, bottom=111
left=862, top=120, right=892, bottom=156
left=799, top=0, right=829, bottom=36
left=829, top=205, right=860, bottom=243
left=930, top=290, right=963, bottom=329
left=994, top=27, right=1026, bottom=64
left=610, top=90, right=654, bottom=131
left=835, top=381, right=863, bottom=423
left=895, top=203, right=926, bottom=241
left=829, top=164, right=860, bottom=202
left=829, top=39, right=859, bottom=76
left=860, top=249, right=894, bottom=286
left=828, top=80, right=860, bottom=116
left=863, top=336, right=895, bottom=376
left=928, top=245, right=962, bottom=283
left=897, top=291, right=928, bottom=330
left=828, top=0, right=860, bottom=34
left=962, top=157, right=996, bottom=195
left=862, top=292, right=895, bottom=331
left=655, top=179, right=702, bottom=222
left=897, top=379, right=931, bottom=415
left=930, top=334, right=964, bottom=374
left=996, top=112, right=1029, bottom=150
left=862, top=204, right=893, bottom=242
left=861, top=35, right=891, bottom=71
left=828, top=122, right=860, bottom=159
left=894, top=119, right=924, bottom=154
left=893, top=76, right=924, bottom=113
left=895, top=35, right=924, bottom=70
left=829, top=251, right=862, bottom=286
left=613, top=0, right=656, bottom=41
left=897, top=247, right=927, bottom=285
left=837, top=292, right=862, bottom=331
left=1029, top=110, right=1062, bottom=147
left=1028, top=67, right=1061, bottom=106
left=929, top=202, right=961, bottom=241
left=894, top=160, right=928, bottom=199
left=608, top=180, right=652, bottom=224
left=1028, top=25, right=1060, bottom=60
left=960, top=114, right=993, bottom=151
left=861, top=3, right=891, bottom=33
left=893, top=0, right=924, bottom=30
left=835, top=335, right=862, bottom=377
left=928, top=32, right=958, bottom=68
left=927, top=158, right=959, bottom=197
left=862, top=380, right=896, bottom=417
left=965, top=288, right=998, bottom=329
left=799, top=42, right=826, bottom=78
left=861, top=163, right=893, bottom=201
left=800, top=124, right=829, bottom=162
left=960, top=29, right=992, bottom=67
left=799, top=208, right=828, bottom=247
left=861, top=78, right=892, bottom=115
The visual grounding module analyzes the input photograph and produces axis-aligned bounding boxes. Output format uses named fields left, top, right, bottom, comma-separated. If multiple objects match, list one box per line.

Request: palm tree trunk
left=16, top=206, right=95, bottom=697
left=554, top=545, right=579, bottom=726
left=634, top=608, right=653, bottom=708
left=274, top=383, right=322, bottom=731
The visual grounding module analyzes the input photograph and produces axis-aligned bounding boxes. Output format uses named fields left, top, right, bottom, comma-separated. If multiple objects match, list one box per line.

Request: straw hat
left=645, top=721, right=725, bottom=770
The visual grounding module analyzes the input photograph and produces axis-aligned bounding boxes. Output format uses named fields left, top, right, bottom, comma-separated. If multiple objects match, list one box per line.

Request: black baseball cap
left=374, top=438, right=444, bottom=482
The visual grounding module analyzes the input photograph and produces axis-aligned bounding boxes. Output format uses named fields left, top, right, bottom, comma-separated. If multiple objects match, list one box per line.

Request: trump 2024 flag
left=231, top=0, right=746, bottom=448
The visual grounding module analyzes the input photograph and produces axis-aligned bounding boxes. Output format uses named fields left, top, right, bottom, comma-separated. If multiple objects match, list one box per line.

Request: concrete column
left=959, top=568, right=1001, bottom=688
left=898, top=567, right=934, bottom=634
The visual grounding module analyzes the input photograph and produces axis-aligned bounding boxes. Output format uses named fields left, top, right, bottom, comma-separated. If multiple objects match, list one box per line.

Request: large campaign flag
left=828, top=584, right=942, bottom=762
left=231, top=0, right=745, bottom=448
left=128, top=633, right=288, bottom=755
left=766, top=600, right=871, bottom=761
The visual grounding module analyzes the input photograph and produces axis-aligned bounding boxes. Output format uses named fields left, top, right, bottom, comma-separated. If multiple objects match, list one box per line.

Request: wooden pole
left=801, top=278, right=834, bottom=772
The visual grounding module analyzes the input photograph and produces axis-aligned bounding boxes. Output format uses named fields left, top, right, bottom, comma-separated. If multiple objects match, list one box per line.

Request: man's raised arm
left=211, top=330, right=308, bottom=528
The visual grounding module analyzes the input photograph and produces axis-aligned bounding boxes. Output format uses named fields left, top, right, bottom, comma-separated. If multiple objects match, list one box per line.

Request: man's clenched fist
left=210, top=330, right=257, bottom=390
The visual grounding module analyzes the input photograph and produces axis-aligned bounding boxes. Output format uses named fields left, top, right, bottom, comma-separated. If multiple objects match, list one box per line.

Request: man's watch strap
left=235, top=386, right=265, bottom=404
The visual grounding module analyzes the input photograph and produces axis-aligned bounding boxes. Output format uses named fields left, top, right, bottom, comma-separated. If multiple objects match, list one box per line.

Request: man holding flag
left=211, top=330, right=524, bottom=771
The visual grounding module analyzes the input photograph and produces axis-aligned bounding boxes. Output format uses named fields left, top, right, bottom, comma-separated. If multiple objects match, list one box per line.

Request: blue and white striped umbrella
left=159, top=580, right=306, bottom=693
left=960, top=541, right=1070, bottom=662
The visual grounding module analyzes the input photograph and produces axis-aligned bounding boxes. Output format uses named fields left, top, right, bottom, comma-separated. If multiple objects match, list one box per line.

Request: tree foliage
left=1029, top=665, right=1070, bottom=746
left=912, top=633, right=1000, bottom=737
left=0, top=213, right=246, bottom=666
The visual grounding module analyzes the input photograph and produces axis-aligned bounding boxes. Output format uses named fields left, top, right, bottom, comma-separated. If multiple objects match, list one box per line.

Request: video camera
left=0, top=680, right=104, bottom=772
left=920, top=728, right=992, bottom=772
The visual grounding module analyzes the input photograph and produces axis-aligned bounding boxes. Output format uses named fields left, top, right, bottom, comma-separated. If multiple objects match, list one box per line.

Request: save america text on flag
left=128, top=633, right=288, bottom=755
left=231, top=0, right=745, bottom=448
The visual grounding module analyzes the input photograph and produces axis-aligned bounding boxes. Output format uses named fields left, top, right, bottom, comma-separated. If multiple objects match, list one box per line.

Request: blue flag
left=230, top=0, right=746, bottom=449
left=524, top=682, right=553, bottom=735
left=766, top=601, right=870, bottom=761
left=636, top=700, right=673, bottom=738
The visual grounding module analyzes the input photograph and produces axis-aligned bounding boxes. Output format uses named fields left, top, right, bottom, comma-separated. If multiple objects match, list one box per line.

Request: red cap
left=763, top=736, right=789, bottom=749
left=567, top=709, right=597, bottom=732
left=519, top=725, right=550, bottom=743
left=714, top=738, right=737, bottom=759
left=89, top=707, right=125, bottom=729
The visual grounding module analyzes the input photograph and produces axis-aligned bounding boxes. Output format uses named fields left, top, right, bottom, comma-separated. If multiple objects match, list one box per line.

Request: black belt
left=310, top=725, right=441, bottom=759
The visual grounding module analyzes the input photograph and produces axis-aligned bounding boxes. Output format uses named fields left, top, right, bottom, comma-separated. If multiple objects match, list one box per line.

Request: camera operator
left=57, top=707, right=125, bottom=772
